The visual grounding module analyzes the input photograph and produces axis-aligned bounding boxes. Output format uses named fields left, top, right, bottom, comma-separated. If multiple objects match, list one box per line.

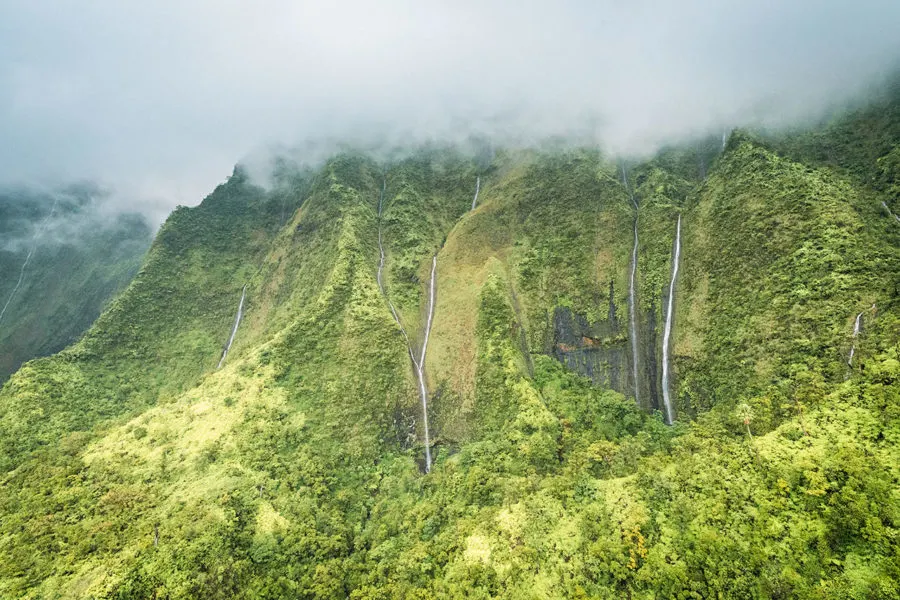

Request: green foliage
left=1, top=96, right=900, bottom=600
left=677, top=138, right=899, bottom=429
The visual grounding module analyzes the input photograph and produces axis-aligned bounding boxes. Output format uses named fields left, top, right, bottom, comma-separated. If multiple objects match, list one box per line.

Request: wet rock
left=550, top=282, right=630, bottom=395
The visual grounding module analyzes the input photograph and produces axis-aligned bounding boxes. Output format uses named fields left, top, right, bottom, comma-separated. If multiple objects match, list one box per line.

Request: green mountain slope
left=0, top=106, right=899, bottom=597
left=0, top=186, right=153, bottom=383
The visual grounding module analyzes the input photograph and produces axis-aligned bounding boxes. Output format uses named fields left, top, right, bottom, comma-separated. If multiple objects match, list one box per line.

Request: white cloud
left=1, top=0, right=898, bottom=218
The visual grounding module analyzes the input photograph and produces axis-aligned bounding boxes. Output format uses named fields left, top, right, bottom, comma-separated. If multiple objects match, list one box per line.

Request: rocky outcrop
left=551, top=282, right=630, bottom=395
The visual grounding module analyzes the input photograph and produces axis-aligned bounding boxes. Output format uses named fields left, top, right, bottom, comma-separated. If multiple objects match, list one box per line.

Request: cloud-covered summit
left=1, top=0, right=898, bottom=216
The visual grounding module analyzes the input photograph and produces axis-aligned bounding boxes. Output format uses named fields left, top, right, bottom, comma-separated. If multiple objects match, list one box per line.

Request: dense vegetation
left=0, top=90, right=899, bottom=598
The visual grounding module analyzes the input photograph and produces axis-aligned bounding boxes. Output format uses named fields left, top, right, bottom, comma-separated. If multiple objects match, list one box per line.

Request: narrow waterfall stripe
left=471, top=176, right=481, bottom=210
left=848, top=312, right=863, bottom=366
left=217, top=285, right=247, bottom=369
left=629, top=222, right=640, bottom=404
left=661, top=214, right=681, bottom=424
left=622, top=164, right=640, bottom=405
left=416, top=255, right=437, bottom=473
left=0, top=198, right=59, bottom=328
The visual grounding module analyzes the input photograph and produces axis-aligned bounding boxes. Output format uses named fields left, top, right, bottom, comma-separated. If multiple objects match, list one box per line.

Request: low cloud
left=0, top=183, right=151, bottom=254
left=1, top=0, right=899, bottom=218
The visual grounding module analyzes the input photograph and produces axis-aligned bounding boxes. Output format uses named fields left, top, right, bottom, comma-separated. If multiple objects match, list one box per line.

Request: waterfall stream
left=0, top=198, right=59, bottom=328
left=622, top=165, right=641, bottom=405
left=661, top=214, right=681, bottom=424
left=847, top=312, right=863, bottom=366
left=217, top=285, right=247, bottom=369
left=881, top=201, right=900, bottom=224
left=416, top=255, right=437, bottom=473
left=376, top=174, right=434, bottom=472
left=471, top=176, right=481, bottom=210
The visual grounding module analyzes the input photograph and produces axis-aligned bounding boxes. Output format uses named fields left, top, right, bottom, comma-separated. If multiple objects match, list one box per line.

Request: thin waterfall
left=0, top=198, right=59, bottom=327
left=661, top=214, right=681, bottom=424
left=847, top=312, right=863, bottom=366
left=722, top=128, right=729, bottom=151
left=415, top=255, right=437, bottom=472
left=217, top=285, right=247, bottom=369
left=622, top=164, right=641, bottom=405
left=375, top=173, right=434, bottom=472
left=881, top=201, right=900, bottom=224
left=471, top=176, right=481, bottom=210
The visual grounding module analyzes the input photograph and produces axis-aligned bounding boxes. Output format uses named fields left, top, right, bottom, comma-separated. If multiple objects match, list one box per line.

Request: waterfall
left=622, top=164, right=641, bottom=405
left=415, top=255, right=437, bottom=473
left=375, top=173, right=434, bottom=472
left=217, top=285, right=247, bottom=369
left=722, top=128, right=728, bottom=151
left=0, top=198, right=59, bottom=328
left=661, top=214, right=681, bottom=424
left=847, top=312, right=863, bottom=366
left=881, top=201, right=900, bottom=224
left=471, top=176, right=481, bottom=210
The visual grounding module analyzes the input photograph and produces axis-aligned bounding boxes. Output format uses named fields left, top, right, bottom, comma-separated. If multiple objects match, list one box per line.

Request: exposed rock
left=550, top=282, right=630, bottom=395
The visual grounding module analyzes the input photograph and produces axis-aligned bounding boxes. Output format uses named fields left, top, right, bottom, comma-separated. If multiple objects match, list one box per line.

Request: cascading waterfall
left=0, top=198, right=59, bottom=328
left=847, top=311, right=863, bottom=366
left=416, top=255, right=437, bottom=473
left=217, top=285, right=247, bottom=369
left=722, top=128, right=729, bottom=151
left=661, top=214, right=681, bottom=424
left=622, top=164, right=641, bottom=405
left=375, top=173, right=434, bottom=473
left=471, top=176, right=481, bottom=210
left=881, top=201, right=900, bottom=224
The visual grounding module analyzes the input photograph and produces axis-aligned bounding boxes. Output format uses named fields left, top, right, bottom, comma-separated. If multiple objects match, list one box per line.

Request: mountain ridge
left=0, top=106, right=899, bottom=597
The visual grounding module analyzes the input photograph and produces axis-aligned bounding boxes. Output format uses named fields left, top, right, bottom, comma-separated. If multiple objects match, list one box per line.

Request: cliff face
left=550, top=294, right=630, bottom=399
left=0, top=100, right=899, bottom=596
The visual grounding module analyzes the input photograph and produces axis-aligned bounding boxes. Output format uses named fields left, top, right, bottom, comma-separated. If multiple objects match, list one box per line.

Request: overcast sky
left=1, top=0, right=899, bottom=220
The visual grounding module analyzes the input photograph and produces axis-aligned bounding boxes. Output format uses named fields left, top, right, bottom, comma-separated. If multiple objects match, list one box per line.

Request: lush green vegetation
left=1, top=89, right=899, bottom=598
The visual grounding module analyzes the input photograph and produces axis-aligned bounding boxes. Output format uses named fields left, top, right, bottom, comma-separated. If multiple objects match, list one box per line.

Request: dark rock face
left=550, top=282, right=631, bottom=395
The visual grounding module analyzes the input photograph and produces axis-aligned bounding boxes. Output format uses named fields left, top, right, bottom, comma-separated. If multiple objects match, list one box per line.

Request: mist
left=0, top=183, right=151, bottom=255
left=2, top=0, right=899, bottom=219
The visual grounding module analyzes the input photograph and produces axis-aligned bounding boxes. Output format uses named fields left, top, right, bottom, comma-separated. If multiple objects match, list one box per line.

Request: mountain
left=0, top=100, right=898, bottom=597
left=0, top=185, right=153, bottom=382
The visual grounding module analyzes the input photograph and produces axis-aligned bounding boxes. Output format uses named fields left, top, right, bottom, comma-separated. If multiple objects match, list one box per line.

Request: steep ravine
left=375, top=173, right=434, bottom=472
